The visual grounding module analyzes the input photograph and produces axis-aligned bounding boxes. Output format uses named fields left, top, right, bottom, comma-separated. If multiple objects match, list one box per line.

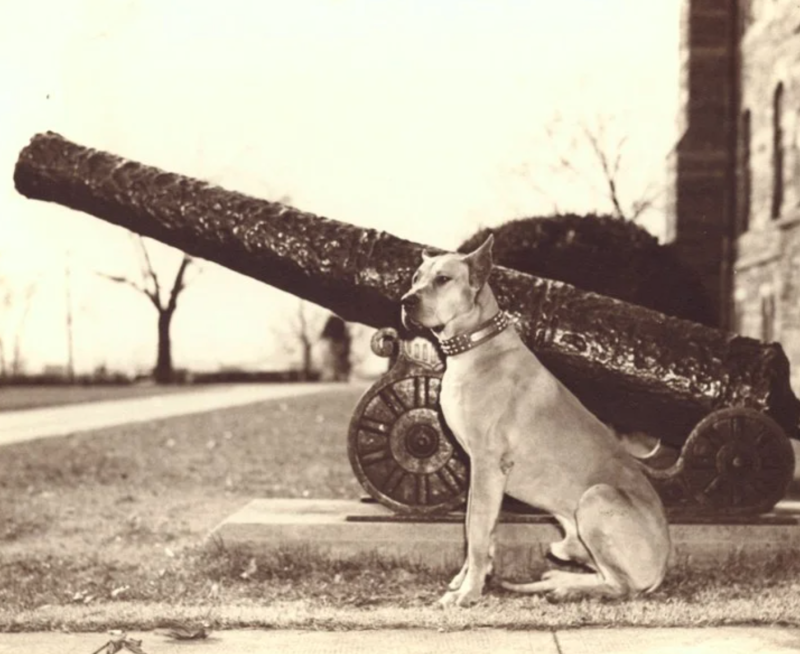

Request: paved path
left=2, top=627, right=799, bottom=654
left=0, top=383, right=355, bottom=447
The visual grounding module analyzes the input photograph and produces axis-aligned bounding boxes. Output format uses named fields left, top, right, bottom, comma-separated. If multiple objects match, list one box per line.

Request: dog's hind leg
left=501, top=569, right=626, bottom=600
left=549, top=517, right=594, bottom=570
left=502, top=484, right=669, bottom=601
left=574, top=484, right=669, bottom=598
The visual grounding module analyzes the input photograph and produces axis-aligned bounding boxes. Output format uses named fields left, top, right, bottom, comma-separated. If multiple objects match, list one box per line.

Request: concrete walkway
left=0, top=383, right=353, bottom=446
left=2, top=627, right=800, bottom=653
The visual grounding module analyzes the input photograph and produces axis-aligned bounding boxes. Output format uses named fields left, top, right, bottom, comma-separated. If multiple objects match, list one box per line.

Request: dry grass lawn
left=1, top=385, right=800, bottom=632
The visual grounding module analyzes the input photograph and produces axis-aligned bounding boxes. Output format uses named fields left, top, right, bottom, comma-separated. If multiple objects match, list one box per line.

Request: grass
left=2, top=384, right=800, bottom=631
left=0, top=384, right=203, bottom=413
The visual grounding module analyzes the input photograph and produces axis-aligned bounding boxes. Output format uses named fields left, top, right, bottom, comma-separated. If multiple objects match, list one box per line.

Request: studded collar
left=438, top=311, right=510, bottom=357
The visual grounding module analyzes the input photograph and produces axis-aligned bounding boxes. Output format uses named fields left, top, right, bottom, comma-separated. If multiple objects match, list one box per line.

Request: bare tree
left=294, top=300, right=315, bottom=380
left=0, top=275, right=37, bottom=379
left=99, top=237, right=198, bottom=383
left=10, top=282, right=37, bottom=376
left=272, top=299, right=328, bottom=380
left=522, top=113, right=667, bottom=223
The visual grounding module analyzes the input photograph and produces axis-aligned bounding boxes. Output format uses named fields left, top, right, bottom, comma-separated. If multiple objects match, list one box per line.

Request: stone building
left=669, top=0, right=800, bottom=390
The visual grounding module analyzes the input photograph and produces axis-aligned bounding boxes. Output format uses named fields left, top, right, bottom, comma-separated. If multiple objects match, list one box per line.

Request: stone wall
left=735, top=0, right=800, bottom=392
left=739, top=0, right=800, bottom=226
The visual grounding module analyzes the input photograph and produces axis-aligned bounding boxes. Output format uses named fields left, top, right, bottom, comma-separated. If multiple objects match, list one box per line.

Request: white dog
left=401, top=235, right=670, bottom=607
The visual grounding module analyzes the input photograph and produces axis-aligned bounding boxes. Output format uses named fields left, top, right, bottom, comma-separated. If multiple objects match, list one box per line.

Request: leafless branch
left=96, top=272, right=160, bottom=308
left=98, top=239, right=197, bottom=313
left=540, top=114, right=608, bottom=202
left=166, top=255, right=193, bottom=313
left=510, top=162, right=562, bottom=213
left=297, top=300, right=311, bottom=348
left=582, top=123, right=625, bottom=219
left=135, top=236, right=162, bottom=306
left=628, top=182, right=667, bottom=222
left=528, top=112, right=668, bottom=222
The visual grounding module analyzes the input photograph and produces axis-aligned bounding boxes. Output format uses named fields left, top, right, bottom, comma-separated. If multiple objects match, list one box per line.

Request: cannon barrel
left=14, top=132, right=800, bottom=447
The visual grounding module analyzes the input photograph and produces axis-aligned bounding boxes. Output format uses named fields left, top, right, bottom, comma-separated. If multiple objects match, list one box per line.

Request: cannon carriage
left=349, top=328, right=796, bottom=517
left=14, top=132, right=799, bottom=517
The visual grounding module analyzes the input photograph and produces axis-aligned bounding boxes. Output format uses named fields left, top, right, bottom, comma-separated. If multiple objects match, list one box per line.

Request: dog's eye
left=434, top=275, right=451, bottom=286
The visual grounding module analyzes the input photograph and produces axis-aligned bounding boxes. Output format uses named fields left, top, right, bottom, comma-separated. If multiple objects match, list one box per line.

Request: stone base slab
left=209, top=499, right=800, bottom=576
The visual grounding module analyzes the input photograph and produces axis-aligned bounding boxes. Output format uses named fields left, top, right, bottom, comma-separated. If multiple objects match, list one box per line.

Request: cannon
left=14, top=132, right=799, bottom=516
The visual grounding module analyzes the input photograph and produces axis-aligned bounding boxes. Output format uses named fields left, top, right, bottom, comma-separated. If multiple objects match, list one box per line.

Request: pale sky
left=0, top=0, right=681, bottom=376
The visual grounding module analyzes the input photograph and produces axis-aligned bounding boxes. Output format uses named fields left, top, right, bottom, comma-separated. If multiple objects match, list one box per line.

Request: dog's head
left=401, top=235, right=494, bottom=332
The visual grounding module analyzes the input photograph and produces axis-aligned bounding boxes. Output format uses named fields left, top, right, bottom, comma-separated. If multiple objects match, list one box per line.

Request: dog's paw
left=545, top=589, right=570, bottom=604
left=438, top=587, right=482, bottom=609
left=545, top=587, right=586, bottom=604
left=447, top=567, right=468, bottom=592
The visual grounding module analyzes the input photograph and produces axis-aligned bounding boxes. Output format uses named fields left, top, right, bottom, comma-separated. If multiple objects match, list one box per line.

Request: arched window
left=772, top=83, right=784, bottom=219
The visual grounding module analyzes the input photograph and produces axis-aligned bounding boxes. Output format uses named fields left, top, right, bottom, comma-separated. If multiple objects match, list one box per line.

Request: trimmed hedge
left=459, top=214, right=714, bottom=325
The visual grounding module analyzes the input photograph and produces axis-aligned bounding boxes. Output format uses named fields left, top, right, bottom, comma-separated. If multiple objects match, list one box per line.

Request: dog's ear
left=463, top=234, right=494, bottom=289
left=421, top=249, right=436, bottom=262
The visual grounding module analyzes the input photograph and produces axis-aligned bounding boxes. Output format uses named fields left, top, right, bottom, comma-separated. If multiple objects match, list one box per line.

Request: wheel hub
left=389, top=408, right=454, bottom=474
left=405, top=424, right=440, bottom=459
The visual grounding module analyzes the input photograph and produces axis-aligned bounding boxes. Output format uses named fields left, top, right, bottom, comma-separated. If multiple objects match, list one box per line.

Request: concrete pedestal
left=210, top=499, right=800, bottom=576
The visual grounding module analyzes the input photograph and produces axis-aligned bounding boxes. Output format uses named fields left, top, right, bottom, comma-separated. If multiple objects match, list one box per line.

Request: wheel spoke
left=361, top=447, right=392, bottom=466
left=692, top=434, right=714, bottom=457
left=704, top=475, right=723, bottom=497
left=383, top=466, right=406, bottom=495
left=359, top=417, right=390, bottom=436
left=730, top=481, right=743, bottom=507
left=754, top=427, right=769, bottom=448
left=380, top=387, right=407, bottom=417
left=705, top=425, right=726, bottom=449
left=416, top=474, right=429, bottom=505
left=741, top=480, right=758, bottom=504
left=446, top=459, right=467, bottom=483
left=689, top=455, right=716, bottom=470
left=437, top=467, right=462, bottom=494
left=729, top=416, right=743, bottom=442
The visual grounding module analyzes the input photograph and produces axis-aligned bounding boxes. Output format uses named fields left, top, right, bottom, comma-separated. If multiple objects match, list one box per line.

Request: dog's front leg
left=447, top=485, right=497, bottom=592
left=447, top=485, right=472, bottom=592
left=440, top=453, right=508, bottom=608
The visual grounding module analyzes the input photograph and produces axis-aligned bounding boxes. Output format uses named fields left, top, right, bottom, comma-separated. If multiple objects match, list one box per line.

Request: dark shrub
left=458, top=213, right=714, bottom=325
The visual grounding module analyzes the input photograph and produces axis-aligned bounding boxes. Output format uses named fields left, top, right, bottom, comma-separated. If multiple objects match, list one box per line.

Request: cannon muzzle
left=14, top=132, right=800, bottom=448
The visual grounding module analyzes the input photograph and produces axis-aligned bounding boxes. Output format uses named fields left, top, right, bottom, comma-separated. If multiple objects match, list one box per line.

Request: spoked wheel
left=348, top=330, right=469, bottom=514
left=680, top=407, right=794, bottom=514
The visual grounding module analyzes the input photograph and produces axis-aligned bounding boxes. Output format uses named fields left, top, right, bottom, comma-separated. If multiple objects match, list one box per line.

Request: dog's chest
left=439, top=371, right=495, bottom=453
